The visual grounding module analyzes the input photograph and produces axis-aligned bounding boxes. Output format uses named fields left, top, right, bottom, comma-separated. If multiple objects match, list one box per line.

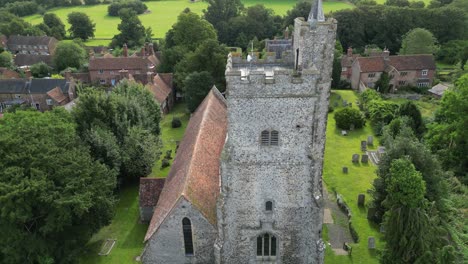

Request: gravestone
left=367, top=207, right=376, bottom=220
left=361, top=154, right=369, bottom=163
left=350, top=124, right=355, bottom=131
left=361, top=141, right=367, bottom=151
left=352, top=154, right=360, bottom=163
left=358, top=194, right=365, bottom=206
left=380, top=225, right=385, bottom=233
left=368, top=237, right=376, bottom=249
left=342, top=167, right=348, bottom=173
left=342, top=100, right=348, bottom=107
left=341, top=130, right=347, bottom=136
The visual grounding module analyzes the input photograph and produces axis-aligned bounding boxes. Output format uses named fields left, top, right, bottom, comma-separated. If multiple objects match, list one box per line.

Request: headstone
left=361, top=154, right=369, bottom=163
left=358, top=194, right=365, bottom=206
left=342, top=167, right=348, bottom=173
left=361, top=141, right=367, bottom=151
left=350, top=124, right=355, bottom=131
left=342, top=100, right=348, bottom=107
left=352, top=154, right=359, bottom=163
left=341, top=130, right=347, bottom=136
left=367, top=136, right=374, bottom=146
left=379, top=225, right=385, bottom=233
left=367, top=207, right=376, bottom=220
left=368, top=237, right=376, bottom=249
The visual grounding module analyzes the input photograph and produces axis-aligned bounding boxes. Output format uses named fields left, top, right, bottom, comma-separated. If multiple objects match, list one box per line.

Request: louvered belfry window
left=261, top=130, right=279, bottom=146
left=256, top=233, right=277, bottom=258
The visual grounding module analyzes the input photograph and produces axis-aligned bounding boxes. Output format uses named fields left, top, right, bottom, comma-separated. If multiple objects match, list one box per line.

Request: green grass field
left=323, top=90, right=382, bottom=264
left=24, top=0, right=354, bottom=45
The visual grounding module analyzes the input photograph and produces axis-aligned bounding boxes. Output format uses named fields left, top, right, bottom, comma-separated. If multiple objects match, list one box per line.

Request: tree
left=53, top=41, right=86, bottom=71
left=0, top=109, right=116, bottom=263
left=426, top=74, right=468, bottom=183
left=400, top=28, right=438, bottom=55
left=43, top=13, right=66, bottom=40
left=398, top=101, right=425, bottom=137
left=107, top=0, right=147, bottom=16
left=170, top=11, right=217, bottom=51
left=204, top=0, right=243, bottom=44
left=5, top=1, right=38, bottom=17
left=385, top=0, right=410, bottom=6
left=67, top=12, right=95, bottom=40
left=331, top=42, right=343, bottom=88
left=283, top=1, right=312, bottom=28
left=375, top=71, right=391, bottom=93
left=334, top=107, right=366, bottom=130
left=0, top=51, right=12, bottom=68
left=111, top=8, right=146, bottom=48
left=84, top=0, right=100, bottom=5
left=121, top=126, right=159, bottom=178
left=30, top=62, right=51, bottom=78
left=184, top=71, right=215, bottom=113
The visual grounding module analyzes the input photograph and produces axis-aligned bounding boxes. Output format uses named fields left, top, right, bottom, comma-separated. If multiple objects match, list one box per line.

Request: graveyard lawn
left=323, top=90, right=383, bottom=264
left=150, top=103, right=190, bottom=178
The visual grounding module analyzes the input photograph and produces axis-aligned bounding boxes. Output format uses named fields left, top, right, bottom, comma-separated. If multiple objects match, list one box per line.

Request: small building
left=141, top=88, right=227, bottom=264
left=7, top=35, right=58, bottom=55
left=350, top=52, right=436, bottom=92
left=146, top=73, right=174, bottom=114
left=428, top=83, right=450, bottom=99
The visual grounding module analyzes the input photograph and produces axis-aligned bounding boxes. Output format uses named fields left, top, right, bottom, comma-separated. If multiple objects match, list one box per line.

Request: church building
left=141, top=0, right=337, bottom=263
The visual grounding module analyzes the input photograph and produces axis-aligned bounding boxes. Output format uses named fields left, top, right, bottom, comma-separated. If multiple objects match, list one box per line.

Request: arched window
left=256, top=233, right=277, bottom=258
left=260, top=130, right=279, bottom=146
left=182, top=218, right=194, bottom=256
left=265, top=201, right=273, bottom=211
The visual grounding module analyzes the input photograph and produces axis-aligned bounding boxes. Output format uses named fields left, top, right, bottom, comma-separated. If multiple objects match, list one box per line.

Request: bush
left=334, top=107, right=366, bottom=130
left=5, top=1, right=38, bottom=17
left=108, top=0, right=147, bottom=16
left=171, top=117, right=182, bottom=128
left=328, top=106, right=334, bottom=113
left=161, top=158, right=170, bottom=168
left=164, top=150, right=172, bottom=160
left=30, top=62, right=51, bottom=78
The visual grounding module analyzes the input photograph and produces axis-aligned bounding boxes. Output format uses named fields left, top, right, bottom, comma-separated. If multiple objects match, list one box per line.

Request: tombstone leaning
left=361, top=141, right=367, bottom=151
left=352, top=154, right=360, bottom=163
left=368, top=237, right=376, bottom=249
left=367, top=136, right=374, bottom=146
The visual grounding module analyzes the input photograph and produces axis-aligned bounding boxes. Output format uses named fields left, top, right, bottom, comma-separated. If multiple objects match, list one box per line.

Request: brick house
left=6, top=35, right=58, bottom=68
left=350, top=52, right=436, bottom=92
left=146, top=73, right=174, bottom=114
left=0, top=78, right=75, bottom=112
left=88, top=43, right=159, bottom=86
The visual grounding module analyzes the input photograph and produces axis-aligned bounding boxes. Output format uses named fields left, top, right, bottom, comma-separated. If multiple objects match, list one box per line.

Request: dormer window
left=261, top=130, right=279, bottom=146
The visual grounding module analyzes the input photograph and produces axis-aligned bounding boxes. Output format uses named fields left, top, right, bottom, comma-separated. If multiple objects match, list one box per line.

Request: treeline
left=108, top=0, right=147, bottom=16
left=0, top=0, right=104, bottom=17
left=332, top=4, right=467, bottom=53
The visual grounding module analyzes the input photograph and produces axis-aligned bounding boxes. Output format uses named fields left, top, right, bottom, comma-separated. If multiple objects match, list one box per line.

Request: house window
left=265, top=201, right=273, bottom=211
left=398, top=80, right=406, bottom=86
left=182, top=218, right=194, bottom=256
left=260, top=130, right=279, bottom=146
left=99, top=69, right=104, bottom=74
left=100, top=79, right=106, bottom=84
left=368, top=73, right=376, bottom=78
left=400, top=72, right=408, bottom=76
left=342, top=67, right=347, bottom=72
left=418, top=82, right=429, bottom=87
left=256, top=234, right=277, bottom=259
left=46, top=99, right=53, bottom=106
left=35, top=103, right=40, bottom=110
left=422, top=70, right=428, bottom=76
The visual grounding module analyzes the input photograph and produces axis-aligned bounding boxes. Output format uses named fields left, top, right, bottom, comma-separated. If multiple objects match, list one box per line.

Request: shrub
left=5, top=1, right=38, bottom=17
left=334, top=107, right=366, bottom=130
left=108, top=0, right=147, bottom=16
left=171, top=117, right=182, bottom=128
left=161, top=158, right=170, bottom=169
left=328, top=106, right=334, bottom=113
left=30, top=62, right=51, bottom=78
left=164, top=150, right=172, bottom=160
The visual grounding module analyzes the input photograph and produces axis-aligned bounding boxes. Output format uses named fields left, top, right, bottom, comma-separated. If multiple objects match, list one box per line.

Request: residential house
left=340, top=47, right=358, bottom=82
left=6, top=35, right=58, bottom=68
left=88, top=43, right=159, bottom=86
left=350, top=51, right=436, bottom=92
left=146, top=73, right=174, bottom=114
left=0, top=78, right=75, bottom=112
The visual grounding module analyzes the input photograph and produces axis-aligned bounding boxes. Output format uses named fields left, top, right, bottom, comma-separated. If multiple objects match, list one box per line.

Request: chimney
left=123, top=43, right=128, bottom=57
left=284, top=28, right=289, bottom=39
left=149, top=43, right=155, bottom=56
left=347, top=47, right=353, bottom=57
left=145, top=42, right=149, bottom=56
left=25, top=68, right=32, bottom=78
left=383, top=48, right=390, bottom=60
left=141, top=47, right=146, bottom=58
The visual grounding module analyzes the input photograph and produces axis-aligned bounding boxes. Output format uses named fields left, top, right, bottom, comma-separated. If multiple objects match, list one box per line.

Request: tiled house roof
left=0, top=67, right=20, bottom=79
left=147, top=74, right=172, bottom=103
left=139, top=178, right=166, bottom=207
left=88, top=57, right=151, bottom=71
left=144, top=87, right=227, bottom=242
left=356, top=57, right=386, bottom=72
left=14, top=54, right=53, bottom=67
left=7, top=35, right=56, bottom=47
left=341, top=54, right=358, bottom=67
left=388, top=55, right=436, bottom=71
left=46, top=87, right=67, bottom=104
left=0, top=79, right=27, bottom=93
left=29, top=79, right=70, bottom=94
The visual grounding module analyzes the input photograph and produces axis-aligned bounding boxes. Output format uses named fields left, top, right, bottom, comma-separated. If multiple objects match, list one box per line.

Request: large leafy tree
left=73, top=80, right=161, bottom=181
left=53, top=41, right=86, bottom=71
left=426, top=74, right=468, bottom=183
left=43, top=13, right=66, bottom=40
left=203, top=0, right=244, bottom=44
left=111, top=8, right=146, bottom=48
left=0, top=51, right=12, bottom=68
left=0, top=109, right=116, bottom=263
left=400, top=28, right=438, bottom=55
left=67, top=12, right=95, bottom=40
left=184, top=71, right=215, bottom=113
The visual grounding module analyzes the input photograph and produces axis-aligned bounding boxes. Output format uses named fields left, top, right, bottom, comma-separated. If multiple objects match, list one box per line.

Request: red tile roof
left=341, top=54, right=358, bottom=67
left=46, top=86, right=67, bottom=104
left=144, top=87, right=227, bottom=242
left=88, top=57, right=151, bottom=71
left=389, top=55, right=435, bottom=71
left=356, top=57, right=386, bottom=72
left=139, top=178, right=166, bottom=207
left=146, top=74, right=172, bottom=103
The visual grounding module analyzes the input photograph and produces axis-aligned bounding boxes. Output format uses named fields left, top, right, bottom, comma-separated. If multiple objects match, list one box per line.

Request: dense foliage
left=53, top=41, right=86, bottom=72
left=0, top=109, right=116, bottom=263
left=4, top=1, right=38, bottom=17
left=184, top=71, right=215, bottom=113
left=0, top=51, right=12, bottom=68
left=30, top=61, right=52, bottom=78
left=334, top=107, right=366, bottom=130
left=111, top=8, right=147, bottom=48
left=400, top=28, right=438, bottom=55
left=67, top=12, right=96, bottom=40
left=108, top=0, right=147, bottom=17
left=40, top=13, right=66, bottom=40
left=0, top=11, right=44, bottom=36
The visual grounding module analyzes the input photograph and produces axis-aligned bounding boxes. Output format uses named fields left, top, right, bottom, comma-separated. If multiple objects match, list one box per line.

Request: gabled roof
left=144, top=87, right=227, bottom=242
left=146, top=74, right=172, bottom=103
left=46, top=87, right=67, bottom=104
left=29, top=79, right=69, bottom=94
left=0, top=79, right=27, bottom=93
left=139, top=178, right=166, bottom=207
left=389, top=55, right=435, bottom=71
left=356, top=57, right=386, bottom=72
left=7, top=35, right=56, bottom=48
left=88, top=57, right=150, bottom=71
left=14, top=54, right=53, bottom=67
left=341, top=54, right=358, bottom=68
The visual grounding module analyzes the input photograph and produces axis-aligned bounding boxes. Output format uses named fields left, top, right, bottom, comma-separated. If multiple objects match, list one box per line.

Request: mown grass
left=24, top=0, right=354, bottom=43
left=79, top=184, right=147, bottom=264
left=323, top=90, right=383, bottom=264
left=150, top=103, right=190, bottom=178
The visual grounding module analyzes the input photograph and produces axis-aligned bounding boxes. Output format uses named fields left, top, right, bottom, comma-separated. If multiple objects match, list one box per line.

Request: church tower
left=215, top=0, right=337, bottom=263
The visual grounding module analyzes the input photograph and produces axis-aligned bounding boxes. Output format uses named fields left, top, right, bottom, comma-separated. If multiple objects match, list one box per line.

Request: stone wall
left=142, top=198, right=217, bottom=264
